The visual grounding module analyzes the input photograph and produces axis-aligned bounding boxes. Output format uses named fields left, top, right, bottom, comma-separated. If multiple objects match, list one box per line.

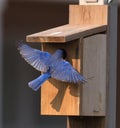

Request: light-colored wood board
left=26, top=24, right=107, bottom=43
left=69, top=5, right=108, bottom=25
left=41, top=39, right=83, bottom=115
left=81, top=34, right=107, bottom=116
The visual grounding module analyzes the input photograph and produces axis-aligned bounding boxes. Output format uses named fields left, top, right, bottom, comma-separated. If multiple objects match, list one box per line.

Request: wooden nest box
left=26, top=1, right=117, bottom=128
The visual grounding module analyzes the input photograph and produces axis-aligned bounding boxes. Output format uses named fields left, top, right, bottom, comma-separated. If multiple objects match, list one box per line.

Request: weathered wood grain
left=69, top=5, right=108, bottom=25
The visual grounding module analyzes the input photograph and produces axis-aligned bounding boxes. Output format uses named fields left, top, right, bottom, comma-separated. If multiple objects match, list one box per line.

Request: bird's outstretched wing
left=18, top=43, right=51, bottom=72
left=51, top=60, right=86, bottom=83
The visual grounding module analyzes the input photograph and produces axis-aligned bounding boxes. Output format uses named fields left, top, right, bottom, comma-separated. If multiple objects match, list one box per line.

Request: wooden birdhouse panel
left=69, top=5, right=108, bottom=25
left=81, top=34, right=107, bottom=116
left=41, top=39, right=82, bottom=115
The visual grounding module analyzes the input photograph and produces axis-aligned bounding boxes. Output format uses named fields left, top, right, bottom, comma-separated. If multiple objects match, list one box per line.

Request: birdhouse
left=26, top=0, right=117, bottom=128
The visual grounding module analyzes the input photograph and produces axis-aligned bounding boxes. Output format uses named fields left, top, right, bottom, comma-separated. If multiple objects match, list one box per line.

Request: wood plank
left=69, top=5, right=108, bottom=25
left=81, top=34, right=107, bottom=116
left=41, top=39, right=82, bottom=115
left=26, top=24, right=107, bottom=43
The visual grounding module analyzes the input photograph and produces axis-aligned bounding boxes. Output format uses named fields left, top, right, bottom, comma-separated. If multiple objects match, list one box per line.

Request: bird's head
left=54, top=49, right=67, bottom=59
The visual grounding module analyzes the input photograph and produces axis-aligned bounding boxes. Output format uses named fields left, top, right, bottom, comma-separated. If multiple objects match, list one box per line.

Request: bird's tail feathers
left=28, top=73, right=51, bottom=91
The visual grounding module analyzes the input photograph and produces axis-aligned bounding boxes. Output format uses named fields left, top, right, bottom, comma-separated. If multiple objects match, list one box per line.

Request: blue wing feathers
left=51, top=60, right=86, bottom=83
left=18, top=43, right=51, bottom=72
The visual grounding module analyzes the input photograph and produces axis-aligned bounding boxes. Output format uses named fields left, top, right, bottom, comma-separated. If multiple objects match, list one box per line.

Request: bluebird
left=18, top=43, right=86, bottom=91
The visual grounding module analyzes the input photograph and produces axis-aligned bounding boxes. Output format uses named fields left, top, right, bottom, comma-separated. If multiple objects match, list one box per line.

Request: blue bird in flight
left=18, top=43, right=86, bottom=91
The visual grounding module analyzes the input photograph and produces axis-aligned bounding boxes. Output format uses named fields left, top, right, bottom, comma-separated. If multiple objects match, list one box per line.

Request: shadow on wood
left=47, top=79, right=82, bottom=112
